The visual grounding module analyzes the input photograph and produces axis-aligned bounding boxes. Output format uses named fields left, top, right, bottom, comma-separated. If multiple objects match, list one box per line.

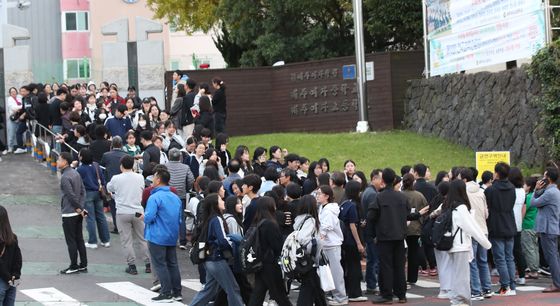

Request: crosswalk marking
left=20, top=287, right=85, bottom=306
left=97, top=281, right=184, bottom=306
left=405, top=293, right=425, bottom=299
left=415, top=280, right=441, bottom=288
left=516, top=286, right=545, bottom=292
left=181, top=279, right=203, bottom=292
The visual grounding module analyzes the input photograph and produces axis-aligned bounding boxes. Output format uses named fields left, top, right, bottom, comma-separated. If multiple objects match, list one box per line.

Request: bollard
left=50, top=156, right=57, bottom=175
left=33, top=146, right=38, bottom=160
left=37, top=147, right=43, bottom=162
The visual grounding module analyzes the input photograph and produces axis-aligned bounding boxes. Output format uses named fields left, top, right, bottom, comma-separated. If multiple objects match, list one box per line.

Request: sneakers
left=85, top=243, right=98, bottom=249
left=398, top=297, right=407, bottom=304
left=100, top=242, right=110, bottom=248
left=179, top=244, right=187, bottom=250
left=150, top=282, right=161, bottom=292
left=1, top=150, right=7, bottom=155
left=429, top=268, right=438, bottom=276
left=60, top=266, right=79, bottom=274
left=151, top=293, right=173, bottom=303
left=483, top=289, right=493, bottom=298
left=437, top=291, right=450, bottom=299
left=471, top=293, right=484, bottom=301
left=78, top=265, right=88, bottom=273
left=125, top=265, right=138, bottom=275
left=14, top=148, right=27, bottom=154
left=145, top=263, right=151, bottom=273
left=370, top=296, right=392, bottom=304
left=491, top=268, right=499, bottom=276
left=172, top=293, right=182, bottom=302
left=495, top=287, right=516, bottom=296
left=539, top=267, right=551, bottom=276
left=348, top=296, right=367, bottom=302
left=366, top=287, right=379, bottom=295
left=515, top=277, right=526, bottom=285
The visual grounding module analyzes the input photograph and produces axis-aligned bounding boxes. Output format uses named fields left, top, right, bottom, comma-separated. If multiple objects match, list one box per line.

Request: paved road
left=2, top=153, right=560, bottom=305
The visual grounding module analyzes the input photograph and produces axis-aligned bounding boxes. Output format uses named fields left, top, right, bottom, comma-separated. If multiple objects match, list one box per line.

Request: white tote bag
left=318, top=251, right=335, bottom=292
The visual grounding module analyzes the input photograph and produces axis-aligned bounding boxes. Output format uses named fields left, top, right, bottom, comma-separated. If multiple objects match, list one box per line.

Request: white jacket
left=450, top=204, right=492, bottom=258
left=513, top=188, right=525, bottom=232
left=293, top=214, right=321, bottom=256
left=466, top=181, right=489, bottom=235
left=319, top=202, right=343, bottom=248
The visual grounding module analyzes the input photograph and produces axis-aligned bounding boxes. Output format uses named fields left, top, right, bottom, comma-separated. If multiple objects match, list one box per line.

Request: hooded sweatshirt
left=293, top=214, right=322, bottom=260
left=450, top=204, right=492, bottom=258
left=484, top=179, right=516, bottom=239
left=318, top=202, right=343, bottom=248
left=466, top=181, right=489, bottom=235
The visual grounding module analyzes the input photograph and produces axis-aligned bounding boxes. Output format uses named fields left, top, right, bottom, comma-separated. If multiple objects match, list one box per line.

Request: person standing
left=211, top=77, right=227, bottom=134
left=413, top=163, right=438, bottom=276
left=0, top=205, right=22, bottom=306
left=485, top=162, right=517, bottom=296
left=100, top=136, right=128, bottom=234
left=361, top=169, right=383, bottom=294
left=181, top=79, right=197, bottom=139
left=144, top=168, right=183, bottom=302
left=104, top=105, right=133, bottom=140
left=76, top=149, right=111, bottom=249
left=369, top=168, right=428, bottom=304
left=521, top=176, right=539, bottom=279
left=6, top=87, right=22, bottom=153
left=530, top=167, right=560, bottom=293
left=57, top=152, right=88, bottom=274
left=107, top=155, right=151, bottom=275
left=165, top=148, right=195, bottom=249
left=140, top=130, right=161, bottom=178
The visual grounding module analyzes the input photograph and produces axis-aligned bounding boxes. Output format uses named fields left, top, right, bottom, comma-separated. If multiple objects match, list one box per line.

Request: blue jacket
left=104, top=116, right=132, bottom=139
left=206, top=216, right=233, bottom=261
left=76, top=162, right=105, bottom=192
left=144, top=186, right=182, bottom=246
left=531, top=184, right=560, bottom=235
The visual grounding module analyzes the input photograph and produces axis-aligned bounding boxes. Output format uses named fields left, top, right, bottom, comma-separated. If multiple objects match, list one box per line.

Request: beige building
left=169, top=29, right=227, bottom=71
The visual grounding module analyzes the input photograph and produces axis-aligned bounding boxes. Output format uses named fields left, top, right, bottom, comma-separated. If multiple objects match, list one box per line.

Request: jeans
left=491, top=237, right=516, bottom=289
left=190, top=260, right=244, bottom=306
left=365, top=240, right=379, bottom=290
left=148, top=242, right=181, bottom=296
left=15, top=121, right=27, bottom=149
left=62, top=215, right=87, bottom=268
left=84, top=191, right=110, bottom=244
left=540, top=233, right=560, bottom=288
left=179, top=199, right=187, bottom=246
left=6, top=119, right=18, bottom=150
left=51, top=125, right=62, bottom=152
left=470, top=237, right=492, bottom=295
left=0, top=279, right=16, bottom=306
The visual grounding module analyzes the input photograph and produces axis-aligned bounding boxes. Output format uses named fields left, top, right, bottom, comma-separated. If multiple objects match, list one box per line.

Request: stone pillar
left=2, top=24, right=33, bottom=88
left=136, top=17, right=165, bottom=108
left=101, top=18, right=129, bottom=92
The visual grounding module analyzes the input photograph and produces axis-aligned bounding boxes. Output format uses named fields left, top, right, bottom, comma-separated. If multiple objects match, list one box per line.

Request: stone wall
left=404, top=68, right=546, bottom=167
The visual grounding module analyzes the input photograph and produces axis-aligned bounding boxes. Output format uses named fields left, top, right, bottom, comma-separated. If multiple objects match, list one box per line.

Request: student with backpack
left=439, top=180, right=491, bottom=305
left=316, top=185, right=348, bottom=306
left=292, top=195, right=328, bottom=306
left=248, top=196, right=292, bottom=306
left=189, top=194, right=244, bottom=306
left=338, top=181, right=367, bottom=302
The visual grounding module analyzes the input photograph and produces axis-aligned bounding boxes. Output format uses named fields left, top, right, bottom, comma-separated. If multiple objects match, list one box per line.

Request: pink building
left=60, top=0, right=91, bottom=82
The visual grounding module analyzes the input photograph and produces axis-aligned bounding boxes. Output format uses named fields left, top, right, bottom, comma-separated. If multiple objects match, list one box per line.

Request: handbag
left=189, top=241, right=208, bottom=265
left=94, top=163, right=112, bottom=202
left=318, top=251, right=335, bottom=292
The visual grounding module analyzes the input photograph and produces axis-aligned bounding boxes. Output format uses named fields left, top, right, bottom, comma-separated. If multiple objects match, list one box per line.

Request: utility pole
left=353, top=0, right=369, bottom=133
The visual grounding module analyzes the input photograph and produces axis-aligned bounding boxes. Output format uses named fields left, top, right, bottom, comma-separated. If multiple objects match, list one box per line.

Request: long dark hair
left=297, top=195, right=320, bottom=230
left=0, top=205, right=16, bottom=246
left=200, top=193, right=226, bottom=238
left=225, top=195, right=243, bottom=226
left=253, top=196, right=277, bottom=225
left=318, top=185, right=334, bottom=203
left=443, top=179, right=471, bottom=210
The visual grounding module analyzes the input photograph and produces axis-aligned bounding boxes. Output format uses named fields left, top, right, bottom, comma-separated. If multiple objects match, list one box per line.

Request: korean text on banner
left=475, top=151, right=511, bottom=181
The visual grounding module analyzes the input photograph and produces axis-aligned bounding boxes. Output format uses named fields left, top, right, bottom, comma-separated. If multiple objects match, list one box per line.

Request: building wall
left=7, top=0, right=63, bottom=83
left=89, top=0, right=170, bottom=85
left=169, top=30, right=226, bottom=70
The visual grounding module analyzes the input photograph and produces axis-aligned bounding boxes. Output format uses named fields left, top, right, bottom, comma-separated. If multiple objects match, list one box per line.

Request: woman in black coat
left=0, top=205, right=22, bottom=305
left=194, top=96, right=215, bottom=138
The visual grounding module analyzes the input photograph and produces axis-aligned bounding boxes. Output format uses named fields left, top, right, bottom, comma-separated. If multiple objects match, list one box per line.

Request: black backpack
left=431, top=208, right=460, bottom=251
left=239, top=220, right=266, bottom=274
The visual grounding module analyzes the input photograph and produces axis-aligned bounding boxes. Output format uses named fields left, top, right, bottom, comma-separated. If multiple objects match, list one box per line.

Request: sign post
left=475, top=151, right=511, bottom=181
left=352, top=0, right=369, bottom=133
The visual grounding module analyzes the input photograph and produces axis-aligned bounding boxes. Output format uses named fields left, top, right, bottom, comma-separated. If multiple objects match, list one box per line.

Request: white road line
left=97, top=281, right=184, bottom=306
left=415, top=279, right=441, bottom=288
left=516, top=286, right=545, bottom=292
left=406, top=293, right=425, bottom=299
left=181, top=279, right=203, bottom=292
left=20, top=287, right=85, bottom=306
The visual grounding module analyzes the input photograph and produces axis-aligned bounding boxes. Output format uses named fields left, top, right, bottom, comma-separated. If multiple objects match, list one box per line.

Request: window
left=170, top=60, right=180, bottom=70
left=63, top=12, right=89, bottom=31
left=64, top=58, right=90, bottom=80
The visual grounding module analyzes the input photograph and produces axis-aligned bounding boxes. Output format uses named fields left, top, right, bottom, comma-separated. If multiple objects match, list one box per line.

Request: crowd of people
left=1, top=77, right=560, bottom=306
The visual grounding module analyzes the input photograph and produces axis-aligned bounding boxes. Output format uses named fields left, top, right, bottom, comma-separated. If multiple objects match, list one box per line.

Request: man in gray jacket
left=531, top=167, right=560, bottom=293
left=58, top=152, right=87, bottom=274
left=165, top=148, right=194, bottom=249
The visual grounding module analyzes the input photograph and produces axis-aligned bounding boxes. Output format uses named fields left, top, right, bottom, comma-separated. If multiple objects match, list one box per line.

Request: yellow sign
left=475, top=151, right=511, bottom=181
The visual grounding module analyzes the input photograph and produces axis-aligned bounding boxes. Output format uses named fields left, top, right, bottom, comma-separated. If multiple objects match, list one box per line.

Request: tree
left=147, top=0, right=423, bottom=67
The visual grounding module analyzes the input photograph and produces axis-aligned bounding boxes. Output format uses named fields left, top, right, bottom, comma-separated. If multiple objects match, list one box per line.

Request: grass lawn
left=229, top=130, right=474, bottom=176
left=229, top=130, right=542, bottom=177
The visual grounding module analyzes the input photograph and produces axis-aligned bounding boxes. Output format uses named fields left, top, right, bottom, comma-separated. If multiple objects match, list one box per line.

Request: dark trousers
left=214, top=112, right=226, bottom=134
left=513, top=232, right=527, bottom=278
left=15, top=121, right=27, bottom=149
left=148, top=242, right=182, bottom=296
left=179, top=199, right=187, bottom=245
left=249, top=263, right=292, bottom=306
left=423, top=244, right=437, bottom=269
left=341, top=244, right=363, bottom=298
left=297, top=268, right=328, bottom=306
left=198, top=263, right=206, bottom=284
left=109, top=199, right=118, bottom=232
left=214, top=271, right=253, bottom=306
left=62, top=215, right=87, bottom=268
left=406, top=235, right=420, bottom=283
left=540, top=233, right=560, bottom=288
left=377, top=240, right=406, bottom=300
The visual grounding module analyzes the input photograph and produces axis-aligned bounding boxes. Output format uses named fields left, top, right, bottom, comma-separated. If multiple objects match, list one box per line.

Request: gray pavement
left=2, top=153, right=560, bottom=305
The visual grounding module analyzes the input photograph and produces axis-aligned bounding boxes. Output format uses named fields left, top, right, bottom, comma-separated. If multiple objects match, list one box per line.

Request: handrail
left=33, top=121, right=79, bottom=155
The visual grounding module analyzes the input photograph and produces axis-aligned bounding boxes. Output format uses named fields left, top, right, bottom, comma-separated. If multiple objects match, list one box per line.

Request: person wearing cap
left=127, top=86, right=142, bottom=109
